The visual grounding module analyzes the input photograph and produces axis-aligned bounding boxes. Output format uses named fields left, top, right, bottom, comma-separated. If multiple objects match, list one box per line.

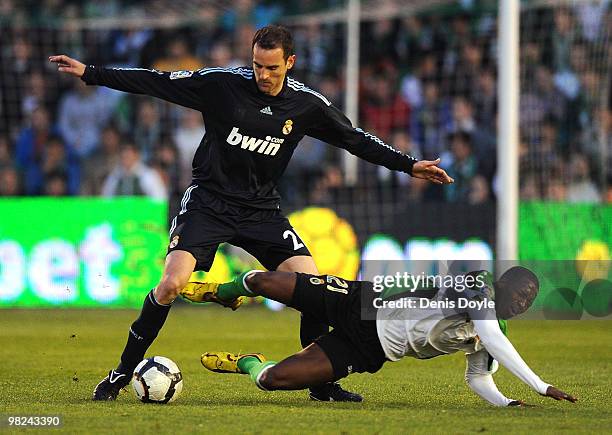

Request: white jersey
left=375, top=286, right=550, bottom=406
left=376, top=297, right=481, bottom=360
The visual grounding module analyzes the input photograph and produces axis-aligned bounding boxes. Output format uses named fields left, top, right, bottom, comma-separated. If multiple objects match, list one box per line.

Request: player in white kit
left=182, top=266, right=576, bottom=406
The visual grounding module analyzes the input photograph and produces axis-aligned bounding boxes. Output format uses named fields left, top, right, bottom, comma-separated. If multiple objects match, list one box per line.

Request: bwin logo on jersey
left=226, top=127, right=284, bottom=156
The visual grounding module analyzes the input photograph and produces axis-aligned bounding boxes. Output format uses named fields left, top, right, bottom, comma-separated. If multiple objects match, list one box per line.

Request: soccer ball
left=132, top=356, right=183, bottom=403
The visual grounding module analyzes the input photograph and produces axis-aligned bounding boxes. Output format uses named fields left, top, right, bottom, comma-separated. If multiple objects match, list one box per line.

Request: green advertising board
left=0, top=198, right=168, bottom=308
left=519, top=202, right=612, bottom=260
left=519, top=202, right=612, bottom=317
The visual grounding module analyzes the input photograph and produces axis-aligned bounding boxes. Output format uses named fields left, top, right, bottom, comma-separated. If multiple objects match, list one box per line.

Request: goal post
left=343, top=0, right=361, bottom=186
left=497, top=0, right=520, bottom=261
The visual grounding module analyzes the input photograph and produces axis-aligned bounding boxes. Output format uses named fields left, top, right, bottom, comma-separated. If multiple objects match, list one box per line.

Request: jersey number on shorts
left=283, top=229, right=305, bottom=251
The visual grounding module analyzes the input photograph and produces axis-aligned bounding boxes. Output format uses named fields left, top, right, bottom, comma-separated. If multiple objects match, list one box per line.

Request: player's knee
left=156, top=275, right=187, bottom=302
left=258, top=366, right=291, bottom=390
left=245, top=271, right=272, bottom=295
left=258, top=367, right=280, bottom=390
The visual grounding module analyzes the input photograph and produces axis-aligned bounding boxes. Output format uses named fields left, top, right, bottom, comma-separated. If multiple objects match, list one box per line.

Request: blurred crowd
left=0, top=0, right=610, bottom=210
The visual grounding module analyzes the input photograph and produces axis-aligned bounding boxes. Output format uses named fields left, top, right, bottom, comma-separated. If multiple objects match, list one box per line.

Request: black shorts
left=290, top=273, right=387, bottom=380
left=167, top=185, right=311, bottom=271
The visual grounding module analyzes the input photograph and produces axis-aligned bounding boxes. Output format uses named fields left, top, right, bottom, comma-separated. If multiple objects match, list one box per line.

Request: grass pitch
left=1, top=307, right=610, bottom=434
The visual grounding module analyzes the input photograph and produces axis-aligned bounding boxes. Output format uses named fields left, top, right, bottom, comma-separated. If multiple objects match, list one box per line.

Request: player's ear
left=286, top=54, right=296, bottom=70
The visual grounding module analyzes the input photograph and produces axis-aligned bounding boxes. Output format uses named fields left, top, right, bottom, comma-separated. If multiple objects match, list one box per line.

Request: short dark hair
left=252, top=25, right=294, bottom=60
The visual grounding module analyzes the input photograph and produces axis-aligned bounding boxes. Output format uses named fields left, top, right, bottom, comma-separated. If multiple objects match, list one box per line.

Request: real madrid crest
left=169, top=235, right=180, bottom=249
left=282, top=119, right=293, bottom=135
left=309, top=277, right=325, bottom=285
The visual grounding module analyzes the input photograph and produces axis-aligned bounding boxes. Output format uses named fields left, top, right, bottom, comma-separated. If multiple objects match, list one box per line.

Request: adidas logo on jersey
left=260, top=106, right=273, bottom=115
left=226, top=127, right=284, bottom=156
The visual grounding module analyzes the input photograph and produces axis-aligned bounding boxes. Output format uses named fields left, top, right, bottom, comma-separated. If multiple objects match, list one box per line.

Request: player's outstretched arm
left=49, top=54, right=209, bottom=111
left=472, top=319, right=576, bottom=404
left=306, top=103, right=453, bottom=183
left=465, top=349, right=517, bottom=407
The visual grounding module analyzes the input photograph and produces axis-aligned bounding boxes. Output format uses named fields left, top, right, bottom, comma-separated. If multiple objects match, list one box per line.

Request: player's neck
left=268, top=76, right=287, bottom=97
left=267, top=84, right=283, bottom=97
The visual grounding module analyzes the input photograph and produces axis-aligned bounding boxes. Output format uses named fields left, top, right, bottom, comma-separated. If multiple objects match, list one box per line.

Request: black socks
left=116, top=289, right=171, bottom=375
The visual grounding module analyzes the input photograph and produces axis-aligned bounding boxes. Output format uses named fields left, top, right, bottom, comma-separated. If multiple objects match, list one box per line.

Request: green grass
left=0, top=307, right=610, bottom=434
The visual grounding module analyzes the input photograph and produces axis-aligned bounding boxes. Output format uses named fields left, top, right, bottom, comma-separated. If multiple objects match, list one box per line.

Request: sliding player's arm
left=465, top=348, right=520, bottom=407
left=49, top=54, right=215, bottom=111
left=305, top=102, right=453, bottom=184
left=472, top=319, right=576, bottom=403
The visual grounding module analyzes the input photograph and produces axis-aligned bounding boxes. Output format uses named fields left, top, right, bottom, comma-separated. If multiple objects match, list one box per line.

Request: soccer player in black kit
left=50, top=25, right=453, bottom=402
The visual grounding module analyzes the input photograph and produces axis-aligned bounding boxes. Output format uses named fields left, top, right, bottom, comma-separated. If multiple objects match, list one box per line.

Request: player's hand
left=48, top=54, right=86, bottom=78
left=543, top=386, right=577, bottom=403
left=411, top=158, right=454, bottom=185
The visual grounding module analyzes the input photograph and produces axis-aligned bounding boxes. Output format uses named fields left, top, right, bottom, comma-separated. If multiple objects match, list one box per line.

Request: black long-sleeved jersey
left=82, top=65, right=418, bottom=209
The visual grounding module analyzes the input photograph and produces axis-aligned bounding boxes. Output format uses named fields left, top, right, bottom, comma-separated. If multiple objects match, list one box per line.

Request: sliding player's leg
left=180, top=270, right=297, bottom=306
left=201, top=343, right=334, bottom=390
left=202, top=325, right=372, bottom=392
left=182, top=271, right=340, bottom=328
left=200, top=273, right=371, bottom=399
left=247, top=343, right=335, bottom=390
left=234, top=214, right=360, bottom=399
left=93, top=250, right=195, bottom=400
left=202, top=337, right=354, bottom=391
